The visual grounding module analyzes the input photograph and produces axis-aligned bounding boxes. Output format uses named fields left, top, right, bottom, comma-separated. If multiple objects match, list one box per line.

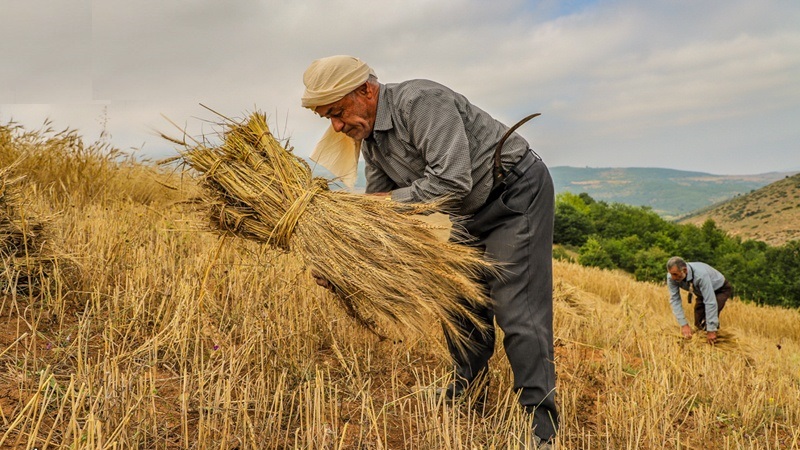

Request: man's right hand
left=311, top=270, right=336, bottom=293
left=681, top=324, right=693, bottom=339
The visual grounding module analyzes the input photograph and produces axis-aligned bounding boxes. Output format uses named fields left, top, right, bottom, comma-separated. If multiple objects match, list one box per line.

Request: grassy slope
left=1, top=125, right=799, bottom=449
left=680, top=173, right=800, bottom=246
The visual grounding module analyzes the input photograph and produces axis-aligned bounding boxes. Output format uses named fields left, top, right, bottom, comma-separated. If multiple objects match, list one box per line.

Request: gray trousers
left=446, top=154, right=558, bottom=441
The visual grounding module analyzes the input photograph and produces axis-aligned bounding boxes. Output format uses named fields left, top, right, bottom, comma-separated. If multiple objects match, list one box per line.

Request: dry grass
left=0, top=120, right=798, bottom=449
left=0, top=119, right=187, bottom=208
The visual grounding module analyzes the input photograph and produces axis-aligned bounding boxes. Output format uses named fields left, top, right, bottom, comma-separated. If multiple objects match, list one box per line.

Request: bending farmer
left=301, top=55, right=558, bottom=446
left=666, top=256, right=734, bottom=344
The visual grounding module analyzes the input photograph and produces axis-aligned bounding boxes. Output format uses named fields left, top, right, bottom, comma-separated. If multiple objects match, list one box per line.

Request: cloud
left=1, top=0, right=798, bottom=174
left=0, top=1, right=92, bottom=102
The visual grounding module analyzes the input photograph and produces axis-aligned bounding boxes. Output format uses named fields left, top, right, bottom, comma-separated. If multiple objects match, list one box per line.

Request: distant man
left=666, top=256, right=734, bottom=344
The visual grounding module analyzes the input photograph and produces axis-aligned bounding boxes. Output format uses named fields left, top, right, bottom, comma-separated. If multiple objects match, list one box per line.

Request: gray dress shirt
left=667, top=262, right=726, bottom=332
left=361, top=80, right=530, bottom=216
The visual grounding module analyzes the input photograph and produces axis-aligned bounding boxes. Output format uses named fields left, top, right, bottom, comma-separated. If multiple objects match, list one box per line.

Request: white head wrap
left=301, top=55, right=376, bottom=188
left=301, top=55, right=375, bottom=108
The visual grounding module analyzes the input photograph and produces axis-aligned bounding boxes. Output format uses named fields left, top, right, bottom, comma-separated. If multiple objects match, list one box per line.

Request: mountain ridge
left=679, top=172, right=800, bottom=245
left=309, top=160, right=796, bottom=220
left=548, top=166, right=796, bottom=220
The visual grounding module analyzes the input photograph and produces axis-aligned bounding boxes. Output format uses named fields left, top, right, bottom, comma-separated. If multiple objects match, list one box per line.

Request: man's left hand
left=706, top=331, right=717, bottom=345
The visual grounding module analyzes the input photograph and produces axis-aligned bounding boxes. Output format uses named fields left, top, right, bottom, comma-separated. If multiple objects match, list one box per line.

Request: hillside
left=313, top=162, right=794, bottom=220
left=680, top=172, right=800, bottom=246
left=549, top=166, right=795, bottom=220
left=1, top=122, right=799, bottom=449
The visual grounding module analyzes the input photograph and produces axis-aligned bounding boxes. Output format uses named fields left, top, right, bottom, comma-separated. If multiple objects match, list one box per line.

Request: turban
left=301, top=55, right=376, bottom=188
left=301, top=55, right=375, bottom=108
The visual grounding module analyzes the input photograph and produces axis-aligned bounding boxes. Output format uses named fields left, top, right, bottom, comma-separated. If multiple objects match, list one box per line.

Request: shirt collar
left=372, top=84, right=393, bottom=132
left=685, top=264, right=694, bottom=283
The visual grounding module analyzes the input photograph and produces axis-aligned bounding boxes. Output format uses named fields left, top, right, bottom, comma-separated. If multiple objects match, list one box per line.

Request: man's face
left=668, top=266, right=687, bottom=282
left=314, top=84, right=377, bottom=141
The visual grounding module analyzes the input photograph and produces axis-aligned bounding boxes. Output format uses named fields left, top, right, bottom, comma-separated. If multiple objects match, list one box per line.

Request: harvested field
left=0, top=120, right=799, bottom=449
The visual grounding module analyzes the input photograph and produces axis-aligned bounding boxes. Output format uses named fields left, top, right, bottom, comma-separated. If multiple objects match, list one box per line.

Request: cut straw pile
left=165, top=111, right=494, bottom=351
left=0, top=163, right=59, bottom=294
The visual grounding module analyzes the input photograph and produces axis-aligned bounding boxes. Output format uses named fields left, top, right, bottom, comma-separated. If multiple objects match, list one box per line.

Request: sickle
left=492, top=113, right=541, bottom=189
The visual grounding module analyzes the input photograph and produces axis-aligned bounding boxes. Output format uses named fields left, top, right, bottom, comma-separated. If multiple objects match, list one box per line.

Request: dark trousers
left=694, top=280, right=733, bottom=330
left=445, top=152, right=558, bottom=441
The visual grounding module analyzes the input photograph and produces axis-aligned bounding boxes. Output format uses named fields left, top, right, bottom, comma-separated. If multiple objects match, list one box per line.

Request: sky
left=1, top=0, right=799, bottom=175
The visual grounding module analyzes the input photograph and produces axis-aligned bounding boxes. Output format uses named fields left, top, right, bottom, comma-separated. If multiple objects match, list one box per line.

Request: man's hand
left=311, top=270, right=336, bottom=293
left=681, top=324, right=693, bottom=339
left=706, top=331, right=717, bottom=345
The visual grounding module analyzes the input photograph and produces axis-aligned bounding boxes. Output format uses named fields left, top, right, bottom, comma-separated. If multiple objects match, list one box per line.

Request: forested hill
left=549, top=167, right=795, bottom=220
left=311, top=162, right=795, bottom=221
left=679, top=172, right=800, bottom=246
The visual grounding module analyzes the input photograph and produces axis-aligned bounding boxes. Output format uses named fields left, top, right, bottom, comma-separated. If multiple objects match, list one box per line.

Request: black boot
left=435, top=377, right=470, bottom=402
left=528, top=434, right=554, bottom=450
left=435, top=373, right=490, bottom=414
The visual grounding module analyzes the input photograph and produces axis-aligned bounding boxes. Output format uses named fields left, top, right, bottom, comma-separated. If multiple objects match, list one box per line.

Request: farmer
left=301, top=55, right=558, bottom=446
left=666, top=256, right=734, bottom=344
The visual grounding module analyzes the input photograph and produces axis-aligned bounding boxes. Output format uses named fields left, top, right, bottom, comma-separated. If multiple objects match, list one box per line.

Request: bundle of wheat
left=0, top=164, right=57, bottom=294
left=165, top=111, right=495, bottom=351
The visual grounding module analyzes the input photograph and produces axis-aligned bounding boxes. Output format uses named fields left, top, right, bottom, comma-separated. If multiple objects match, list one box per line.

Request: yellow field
left=1, top=124, right=799, bottom=449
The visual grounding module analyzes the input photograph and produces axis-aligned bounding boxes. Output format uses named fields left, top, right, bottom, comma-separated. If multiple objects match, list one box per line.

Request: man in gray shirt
left=302, top=55, right=558, bottom=446
left=666, top=256, right=734, bottom=344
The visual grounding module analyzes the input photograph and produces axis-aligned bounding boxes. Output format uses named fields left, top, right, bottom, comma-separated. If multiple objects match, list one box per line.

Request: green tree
left=642, top=230, right=678, bottom=255
left=762, top=241, right=800, bottom=307
left=554, top=201, right=595, bottom=246
left=701, top=219, right=725, bottom=251
left=558, top=191, right=592, bottom=214
left=578, top=192, right=596, bottom=206
left=674, top=224, right=714, bottom=264
left=578, top=237, right=615, bottom=270
left=633, top=246, right=671, bottom=282
left=589, top=202, right=665, bottom=240
left=603, top=235, right=644, bottom=272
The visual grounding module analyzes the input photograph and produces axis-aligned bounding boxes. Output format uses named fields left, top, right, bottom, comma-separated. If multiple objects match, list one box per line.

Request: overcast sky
left=2, top=0, right=799, bottom=175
